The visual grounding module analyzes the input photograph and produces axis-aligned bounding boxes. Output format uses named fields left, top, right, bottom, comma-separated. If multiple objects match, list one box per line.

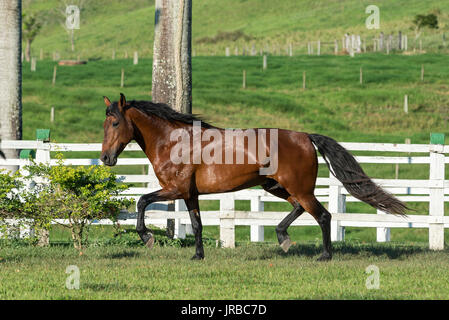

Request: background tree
left=22, top=12, right=42, bottom=62
left=0, top=1, right=22, bottom=172
left=152, top=0, right=192, bottom=114
left=412, top=13, right=439, bottom=39
left=55, top=0, right=89, bottom=53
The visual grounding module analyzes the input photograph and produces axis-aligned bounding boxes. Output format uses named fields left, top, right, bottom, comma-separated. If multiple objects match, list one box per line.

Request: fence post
left=219, top=193, right=235, bottom=248
left=376, top=209, right=390, bottom=242
left=250, top=195, right=264, bottom=242
left=329, top=171, right=345, bottom=241
left=35, top=129, right=51, bottom=246
left=174, top=199, right=191, bottom=238
left=429, top=133, right=445, bottom=250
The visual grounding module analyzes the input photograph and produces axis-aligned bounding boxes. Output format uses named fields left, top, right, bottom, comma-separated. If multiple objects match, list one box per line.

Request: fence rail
left=0, top=133, right=447, bottom=250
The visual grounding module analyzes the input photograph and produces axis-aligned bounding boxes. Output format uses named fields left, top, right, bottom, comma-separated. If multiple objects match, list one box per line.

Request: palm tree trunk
left=0, top=1, right=22, bottom=172
left=152, top=0, right=192, bottom=113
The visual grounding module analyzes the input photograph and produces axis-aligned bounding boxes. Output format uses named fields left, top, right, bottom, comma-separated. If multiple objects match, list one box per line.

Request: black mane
left=107, top=100, right=216, bottom=129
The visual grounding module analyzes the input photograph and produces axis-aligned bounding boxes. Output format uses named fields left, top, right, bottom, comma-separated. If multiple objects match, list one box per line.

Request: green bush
left=0, top=154, right=133, bottom=249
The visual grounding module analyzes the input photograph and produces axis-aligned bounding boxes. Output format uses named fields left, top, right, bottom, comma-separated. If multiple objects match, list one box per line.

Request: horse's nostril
left=101, top=154, right=109, bottom=164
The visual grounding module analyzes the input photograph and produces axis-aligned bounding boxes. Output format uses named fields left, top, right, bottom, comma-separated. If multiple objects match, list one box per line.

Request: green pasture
left=1, top=237, right=449, bottom=299
left=25, top=0, right=449, bottom=58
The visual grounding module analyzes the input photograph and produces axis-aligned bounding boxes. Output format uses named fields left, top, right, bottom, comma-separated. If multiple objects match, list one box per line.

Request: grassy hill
left=23, top=53, right=449, bottom=142
left=24, top=0, right=449, bottom=59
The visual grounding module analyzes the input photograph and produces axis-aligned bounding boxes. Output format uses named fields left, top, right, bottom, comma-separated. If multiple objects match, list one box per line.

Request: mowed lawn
left=1, top=242, right=449, bottom=299
left=1, top=224, right=449, bottom=300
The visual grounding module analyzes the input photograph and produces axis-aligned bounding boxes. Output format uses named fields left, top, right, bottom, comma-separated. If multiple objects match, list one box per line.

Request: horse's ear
left=103, top=96, right=112, bottom=107
left=118, top=93, right=126, bottom=113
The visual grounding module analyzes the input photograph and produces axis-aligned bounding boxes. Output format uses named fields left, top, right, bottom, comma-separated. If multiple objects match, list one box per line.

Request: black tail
left=308, top=134, right=407, bottom=216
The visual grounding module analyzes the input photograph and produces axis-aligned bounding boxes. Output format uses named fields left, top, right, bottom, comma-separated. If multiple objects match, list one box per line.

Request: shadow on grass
left=102, top=251, right=143, bottom=259
left=250, top=241, right=431, bottom=260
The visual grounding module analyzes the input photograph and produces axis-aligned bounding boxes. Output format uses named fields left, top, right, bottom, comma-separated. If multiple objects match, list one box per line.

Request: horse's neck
left=127, top=108, right=180, bottom=163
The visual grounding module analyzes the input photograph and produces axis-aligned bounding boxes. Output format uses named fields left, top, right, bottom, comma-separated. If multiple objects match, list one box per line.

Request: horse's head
left=100, top=93, right=134, bottom=166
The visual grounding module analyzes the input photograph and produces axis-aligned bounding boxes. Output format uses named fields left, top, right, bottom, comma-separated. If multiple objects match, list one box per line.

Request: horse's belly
left=195, top=164, right=264, bottom=194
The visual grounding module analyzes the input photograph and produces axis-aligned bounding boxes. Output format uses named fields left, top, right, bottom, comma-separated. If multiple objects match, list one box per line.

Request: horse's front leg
left=136, top=189, right=180, bottom=248
left=185, top=196, right=204, bottom=260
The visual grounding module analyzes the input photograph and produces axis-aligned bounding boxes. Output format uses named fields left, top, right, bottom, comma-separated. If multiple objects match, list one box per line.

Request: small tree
left=25, top=155, right=133, bottom=250
left=412, top=13, right=439, bottom=39
left=22, top=12, right=42, bottom=62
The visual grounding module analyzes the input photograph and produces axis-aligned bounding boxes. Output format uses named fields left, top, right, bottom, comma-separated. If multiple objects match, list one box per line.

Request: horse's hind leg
left=262, top=182, right=305, bottom=253
left=276, top=201, right=305, bottom=252
left=296, top=194, right=332, bottom=261
left=184, top=196, right=204, bottom=260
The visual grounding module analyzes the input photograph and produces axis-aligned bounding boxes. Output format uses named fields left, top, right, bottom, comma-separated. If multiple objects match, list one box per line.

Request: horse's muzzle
left=100, top=152, right=117, bottom=166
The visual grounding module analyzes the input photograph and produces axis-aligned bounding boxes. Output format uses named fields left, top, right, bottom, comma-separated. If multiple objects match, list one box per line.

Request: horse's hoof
left=145, top=236, right=155, bottom=249
left=316, top=253, right=332, bottom=261
left=280, top=238, right=292, bottom=253
left=191, top=254, right=204, bottom=260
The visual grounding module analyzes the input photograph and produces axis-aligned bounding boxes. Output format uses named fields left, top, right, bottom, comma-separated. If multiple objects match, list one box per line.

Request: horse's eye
left=112, top=121, right=119, bottom=127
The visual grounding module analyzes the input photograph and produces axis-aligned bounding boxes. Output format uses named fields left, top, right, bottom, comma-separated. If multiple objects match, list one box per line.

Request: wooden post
left=421, top=64, right=424, bottom=82
left=35, top=129, right=51, bottom=246
left=317, top=40, right=321, bottom=56
left=225, top=47, right=230, bottom=57
left=242, top=70, right=246, bottom=89
left=289, top=43, right=293, bottom=57
left=50, top=107, right=54, bottom=123
left=329, top=172, right=345, bottom=241
left=220, top=193, right=235, bottom=248
left=379, top=32, right=384, bottom=51
left=120, top=68, right=125, bottom=88
left=31, top=57, right=36, bottom=72
left=174, top=200, right=190, bottom=239
left=404, top=95, right=408, bottom=113
left=334, top=39, right=338, bottom=55
left=302, top=71, right=306, bottom=90
left=360, top=67, right=363, bottom=84
left=429, top=133, right=445, bottom=250
left=250, top=196, right=264, bottom=242
left=133, top=51, right=138, bottom=65
left=263, top=55, right=267, bottom=70
left=376, top=209, right=390, bottom=242
left=52, top=65, right=57, bottom=86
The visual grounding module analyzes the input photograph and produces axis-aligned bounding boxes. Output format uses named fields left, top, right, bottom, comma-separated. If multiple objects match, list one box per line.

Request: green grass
left=2, top=224, right=449, bottom=299
left=24, top=0, right=449, bottom=59
left=1, top=241, right=449, bottom=299
left=23, top=54, right=449, bottom=143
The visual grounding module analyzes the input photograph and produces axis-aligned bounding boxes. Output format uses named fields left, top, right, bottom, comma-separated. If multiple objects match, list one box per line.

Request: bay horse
left=100, top=93, right=407, bottom=261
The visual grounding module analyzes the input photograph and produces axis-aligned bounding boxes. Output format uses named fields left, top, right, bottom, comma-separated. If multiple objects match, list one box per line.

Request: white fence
left=0, top=135, right=448, bottom=250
